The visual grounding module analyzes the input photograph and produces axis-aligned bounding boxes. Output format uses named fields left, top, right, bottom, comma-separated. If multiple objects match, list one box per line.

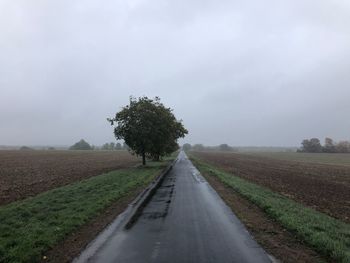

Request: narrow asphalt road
left=76, top=151, right=272, bottom=263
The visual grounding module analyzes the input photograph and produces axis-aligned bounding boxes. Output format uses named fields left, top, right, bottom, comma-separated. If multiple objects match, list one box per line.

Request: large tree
left=108, top=96, right=188, bottom=165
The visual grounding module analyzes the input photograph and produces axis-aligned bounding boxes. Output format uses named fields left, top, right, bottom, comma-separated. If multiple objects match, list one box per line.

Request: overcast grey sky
left=1, top=0, right=350, bottom=146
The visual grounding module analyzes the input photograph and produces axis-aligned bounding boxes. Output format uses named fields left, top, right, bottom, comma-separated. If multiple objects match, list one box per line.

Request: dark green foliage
left=69, top=139, right=92, bottom=150
left=108, top=96, right=188, bottom=164
left=0, top=164, right=165, bottom=263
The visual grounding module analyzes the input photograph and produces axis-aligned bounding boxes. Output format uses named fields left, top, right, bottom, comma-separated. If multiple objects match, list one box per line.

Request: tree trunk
left=142, top=152, right=146, bottom=165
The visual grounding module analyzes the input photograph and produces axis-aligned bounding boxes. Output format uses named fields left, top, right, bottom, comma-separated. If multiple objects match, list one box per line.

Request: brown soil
left=0, top=150, right=139, bottom=206
left=41, top=186, right=144, bottom=263
left=202, top=173, right=328, bottom=263
left=192, top=152, right=350, bottom=223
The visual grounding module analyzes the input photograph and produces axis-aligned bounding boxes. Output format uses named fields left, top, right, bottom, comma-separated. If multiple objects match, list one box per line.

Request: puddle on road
left=139, top=173, right=176, bottom=221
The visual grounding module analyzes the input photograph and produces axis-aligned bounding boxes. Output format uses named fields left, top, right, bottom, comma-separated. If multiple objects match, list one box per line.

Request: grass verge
left=0, top=162, right=168, bottom=263
left=190, top=156, right=350, bottom=263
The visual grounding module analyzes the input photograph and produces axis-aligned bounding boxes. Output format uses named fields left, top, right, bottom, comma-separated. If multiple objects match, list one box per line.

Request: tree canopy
left=108, top=96, right=188, bottom=165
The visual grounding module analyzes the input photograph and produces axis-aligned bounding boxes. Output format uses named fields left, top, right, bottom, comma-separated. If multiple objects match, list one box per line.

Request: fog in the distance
left=1, top=0, right=349, bottom=146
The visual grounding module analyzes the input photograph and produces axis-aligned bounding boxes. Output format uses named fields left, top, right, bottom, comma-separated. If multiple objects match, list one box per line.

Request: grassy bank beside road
left=191, top=156, right=350, bottom=263
left=0, top=163, right=167, bottom=263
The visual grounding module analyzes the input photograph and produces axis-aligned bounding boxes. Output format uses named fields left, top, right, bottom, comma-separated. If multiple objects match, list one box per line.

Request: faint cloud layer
left=0, top=0, right=349, bottom=146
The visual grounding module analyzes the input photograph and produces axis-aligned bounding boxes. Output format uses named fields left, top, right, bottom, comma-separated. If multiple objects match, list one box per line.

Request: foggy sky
left=1, top=0, right=350, bottom=147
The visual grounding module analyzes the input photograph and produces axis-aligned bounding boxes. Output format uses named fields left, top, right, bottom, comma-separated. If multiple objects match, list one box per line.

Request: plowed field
left=0, top=150, right=138, bottom=205
left=192, top=151, right=350, bottom=223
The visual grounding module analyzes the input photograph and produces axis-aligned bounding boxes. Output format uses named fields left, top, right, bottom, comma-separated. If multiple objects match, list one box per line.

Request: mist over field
left=1, top=0, right=350, bottom=146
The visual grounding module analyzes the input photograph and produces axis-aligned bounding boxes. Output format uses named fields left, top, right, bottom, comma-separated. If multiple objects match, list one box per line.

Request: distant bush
left=182, top=143, right=192, bottom=151
left=219, top=144, right=233, bottom=151
left=115, top=143, right=122, bottom=150
left=20, top=146, right=34, bottom=151
left=69, top=139, right=92, bottom=150
left=192, top=144, right=205, bottom=151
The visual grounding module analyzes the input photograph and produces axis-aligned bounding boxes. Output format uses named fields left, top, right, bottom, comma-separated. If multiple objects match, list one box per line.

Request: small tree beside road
left=108, top=96, right=188, bottom=165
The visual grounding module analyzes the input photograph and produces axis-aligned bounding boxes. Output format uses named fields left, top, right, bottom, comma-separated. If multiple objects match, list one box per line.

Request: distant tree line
left=101, top=142, right=129, bottom=151
left=20, top=146, right=34, bottom=151
left=183, top=143, right=238, bottom=152
left=298, top=138, right=350, bottom=153
left=69, top=139, right=129, bottom=151
left=16, top=146, right=56, bottom=151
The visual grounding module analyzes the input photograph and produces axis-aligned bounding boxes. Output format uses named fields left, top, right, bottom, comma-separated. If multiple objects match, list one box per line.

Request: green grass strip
left=191, top=157, right=350, bottom=263
left=0, top=163, right=167, bottom=263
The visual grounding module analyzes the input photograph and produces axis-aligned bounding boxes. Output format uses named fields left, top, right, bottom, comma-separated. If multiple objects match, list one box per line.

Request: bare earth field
left=0, top=150, right=139, bottom=206
left=192, top=151, right=350, bottom=223
left=202, top=174, right=323, bottom=263
left=248, top=151, right=350, bottom=166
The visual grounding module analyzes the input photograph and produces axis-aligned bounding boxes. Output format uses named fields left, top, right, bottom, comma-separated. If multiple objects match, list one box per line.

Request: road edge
left=72, top=157, right=178, bottom=263
left=188, top=154, right=329, bottom=263
left=124, top=158, right=176, bottom=229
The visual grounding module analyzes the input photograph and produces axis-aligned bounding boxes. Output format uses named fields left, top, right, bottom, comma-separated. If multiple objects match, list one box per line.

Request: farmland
left=190, top=151, right=350, bottom=262
left=191, top=151, right=350, bottom=223
left=246, top=151, right=350, bottom=166
left=0, top=150, right=139, bottom=206
left=0, top=150, right=172, bottom=262
left=190, top=156, right=350, bottom=262
left=0, top=164, right=167, bottom=263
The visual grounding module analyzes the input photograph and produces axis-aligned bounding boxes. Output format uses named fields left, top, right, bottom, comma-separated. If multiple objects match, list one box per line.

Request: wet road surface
left=76, top=151, right=272, bottom=263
